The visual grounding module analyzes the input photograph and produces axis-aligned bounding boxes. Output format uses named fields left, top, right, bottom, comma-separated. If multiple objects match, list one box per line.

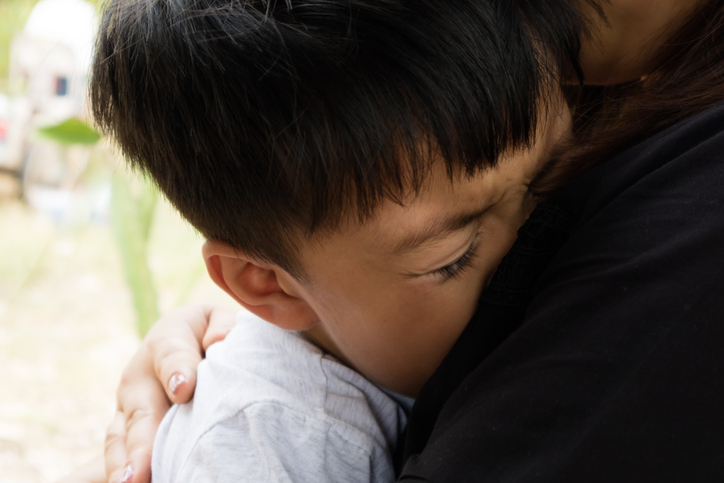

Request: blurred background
left=0, top=0, right=232, bottom=480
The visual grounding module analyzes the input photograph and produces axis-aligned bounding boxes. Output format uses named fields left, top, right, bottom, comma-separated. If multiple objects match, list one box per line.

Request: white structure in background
left=1, top=0, right=97, bottom=194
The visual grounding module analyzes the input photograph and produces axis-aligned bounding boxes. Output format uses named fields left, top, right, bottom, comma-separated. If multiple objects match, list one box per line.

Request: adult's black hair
left=91, top=0, right=588, bottom=277
left=533, top=0, right=724, bottom=192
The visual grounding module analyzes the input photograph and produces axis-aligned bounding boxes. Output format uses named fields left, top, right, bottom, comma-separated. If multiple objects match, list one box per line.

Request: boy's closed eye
left=429, top=237, right=480, bottom=281
left=403, top=223, right=482, bottom=282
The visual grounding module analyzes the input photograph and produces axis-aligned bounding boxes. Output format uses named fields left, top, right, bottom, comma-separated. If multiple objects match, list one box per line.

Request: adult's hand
left=105, top=304, right=236, bottom=483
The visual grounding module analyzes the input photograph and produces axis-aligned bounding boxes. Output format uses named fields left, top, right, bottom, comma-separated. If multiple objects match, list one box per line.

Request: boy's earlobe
left=202, top=240, right=319, bottom=331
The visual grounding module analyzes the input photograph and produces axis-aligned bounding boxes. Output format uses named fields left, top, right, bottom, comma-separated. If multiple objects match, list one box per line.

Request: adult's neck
left=577, top=0, right=702, bottom=85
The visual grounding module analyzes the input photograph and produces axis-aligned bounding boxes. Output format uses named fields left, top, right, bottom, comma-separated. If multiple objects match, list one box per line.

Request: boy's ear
left=202, top=240, right=319, bottom=331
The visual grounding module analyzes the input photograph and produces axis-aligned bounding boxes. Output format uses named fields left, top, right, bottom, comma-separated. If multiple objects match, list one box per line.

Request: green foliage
left=37, top=118, right=101, bottom=146
left=1, top=1, right=189, bottom=337
left=111, top=170, right=160, bottom=337
left=33, top=114, right=162, bottom=336
left=0, top=0, right=38, bottom=86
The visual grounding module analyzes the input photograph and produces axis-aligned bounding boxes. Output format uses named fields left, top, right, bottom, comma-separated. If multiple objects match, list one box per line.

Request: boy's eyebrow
left=388, top=204, right=491, bottom=255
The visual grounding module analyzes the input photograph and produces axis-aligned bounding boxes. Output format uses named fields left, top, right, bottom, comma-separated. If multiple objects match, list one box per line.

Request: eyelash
left=432, top=238, right=479, bottom=281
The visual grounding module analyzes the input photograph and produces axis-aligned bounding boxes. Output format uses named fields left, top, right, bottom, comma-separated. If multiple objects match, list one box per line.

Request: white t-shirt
left=152, top=311, right=411, bottom=483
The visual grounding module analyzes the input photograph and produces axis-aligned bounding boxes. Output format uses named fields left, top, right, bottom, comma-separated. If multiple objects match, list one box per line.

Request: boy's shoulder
left=193, top=311, right=404, bottom=435
left=152, top=311, right=407, bottom=482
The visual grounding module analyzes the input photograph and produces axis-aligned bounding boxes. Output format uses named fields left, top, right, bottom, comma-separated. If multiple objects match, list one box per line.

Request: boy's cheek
left=358, top=291, right=478, bottom=394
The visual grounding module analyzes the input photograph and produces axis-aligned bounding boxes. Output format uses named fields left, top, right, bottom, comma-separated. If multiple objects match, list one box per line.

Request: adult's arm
left=399, top=104, right=724, bottom=481
left=104, top=304, right=236, bottom=483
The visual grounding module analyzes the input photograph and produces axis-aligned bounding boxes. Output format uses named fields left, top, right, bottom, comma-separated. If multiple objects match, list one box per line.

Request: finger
left=118, top=381, right=169, bottom=483
left=105, top=411, right=128, bottom=483
left=149, top=323, right=204, bottom=404
left=113, top=346, right=170, bottom=483
left=146, top=304, right=216, bottom=404
left=156, top=345, right=202, bottom=404
left=107, top=304, right=223, bottom=482
left=202, top=305, right=237, bottom=351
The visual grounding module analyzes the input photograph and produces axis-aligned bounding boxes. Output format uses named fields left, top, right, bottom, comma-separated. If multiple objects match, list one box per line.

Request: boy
left=91, top=0, right=572, bottom=480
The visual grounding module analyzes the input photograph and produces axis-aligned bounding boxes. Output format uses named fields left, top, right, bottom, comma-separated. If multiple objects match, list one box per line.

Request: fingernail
left=168, top=372, right=187, bottom=395
left=120, top=463, right=134, bottom=483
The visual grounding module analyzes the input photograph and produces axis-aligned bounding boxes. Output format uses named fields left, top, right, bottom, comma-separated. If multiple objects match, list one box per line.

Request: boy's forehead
left=382, top=201, right=491, bottom=255
left=311, top=164, right=492, bottom=256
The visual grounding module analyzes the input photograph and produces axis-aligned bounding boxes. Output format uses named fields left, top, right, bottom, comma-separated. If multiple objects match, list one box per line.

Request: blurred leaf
left=137, top=174, right=158, bottom=243
left=111, top=172, right=159, bottom=336
left=173, top=262, right=206, bottom=308
left=38, top=118, right=101, bottom=146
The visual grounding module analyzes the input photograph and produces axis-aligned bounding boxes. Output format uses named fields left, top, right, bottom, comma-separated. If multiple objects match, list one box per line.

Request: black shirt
left=398, top=103, right=724, bottom=482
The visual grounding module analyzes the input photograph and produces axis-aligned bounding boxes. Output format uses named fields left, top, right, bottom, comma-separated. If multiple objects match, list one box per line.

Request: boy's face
left=286, top=104, right=569, bottom=396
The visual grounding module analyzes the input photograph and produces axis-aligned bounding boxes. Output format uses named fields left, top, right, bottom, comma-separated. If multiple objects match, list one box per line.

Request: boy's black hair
left=91, top=0, right=589, bottom=278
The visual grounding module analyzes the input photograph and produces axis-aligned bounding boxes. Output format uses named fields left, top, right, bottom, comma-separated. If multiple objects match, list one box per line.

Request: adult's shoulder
left=551, top=100, right=724, bottom=221
left=399, top=103, right=724, bottom=482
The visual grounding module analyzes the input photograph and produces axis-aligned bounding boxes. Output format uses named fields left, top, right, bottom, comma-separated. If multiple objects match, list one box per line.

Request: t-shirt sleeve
left=399, top=105, right=724, bottom=481
left=165, top=402, right=394, bottom=483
